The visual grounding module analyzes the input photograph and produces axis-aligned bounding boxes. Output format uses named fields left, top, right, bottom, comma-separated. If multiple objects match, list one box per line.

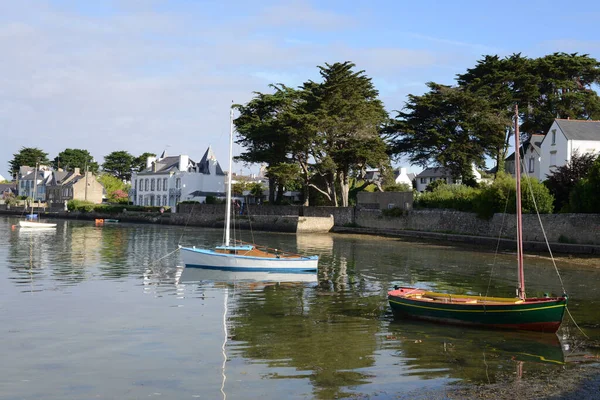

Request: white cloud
left=0, top=1, right=452, bottom=177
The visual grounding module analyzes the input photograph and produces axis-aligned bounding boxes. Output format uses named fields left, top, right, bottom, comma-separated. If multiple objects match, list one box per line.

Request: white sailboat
left=179, top=108, right=319, bottom=273
left=19, top=164, right=56, bottom=229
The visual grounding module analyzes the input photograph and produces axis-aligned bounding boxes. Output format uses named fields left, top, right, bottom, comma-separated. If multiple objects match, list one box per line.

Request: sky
left=1, top=0, right=599, bottom=180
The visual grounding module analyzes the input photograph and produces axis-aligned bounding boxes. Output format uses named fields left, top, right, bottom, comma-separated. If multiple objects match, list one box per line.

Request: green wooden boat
left=389, top=105, right=568, bottom=333
left=388, top=288, right=567, bottom=332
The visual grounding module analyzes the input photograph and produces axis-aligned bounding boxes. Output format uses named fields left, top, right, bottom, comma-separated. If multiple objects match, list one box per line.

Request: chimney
left=146, top=156, right=156, bottom=169
left=179, top=155, right=189, bottom=171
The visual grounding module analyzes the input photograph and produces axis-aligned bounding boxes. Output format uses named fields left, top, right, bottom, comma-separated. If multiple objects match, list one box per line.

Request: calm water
left=1, top=216, right=599, bottom=399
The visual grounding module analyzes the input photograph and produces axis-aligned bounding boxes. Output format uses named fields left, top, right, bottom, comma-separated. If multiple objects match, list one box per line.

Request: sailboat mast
left=514, top=105, right=526, bottom=300
left=224, top=107, right=234, bottom=247
left=31, top=162, right=38, bottom=216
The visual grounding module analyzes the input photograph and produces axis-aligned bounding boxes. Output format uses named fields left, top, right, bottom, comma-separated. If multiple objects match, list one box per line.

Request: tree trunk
left=268, top=176, right=276, bottom=203
left=299, top=158, right=310, bottom=206
left=339, top=169, right=350, bottom=207
left=330, top=173, right=338, bottom=207
left=276, top=183, right=284, bottom=204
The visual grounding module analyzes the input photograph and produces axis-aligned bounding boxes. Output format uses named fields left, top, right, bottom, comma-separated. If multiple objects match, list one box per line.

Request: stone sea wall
left=354, top=209, right=600, bottom=246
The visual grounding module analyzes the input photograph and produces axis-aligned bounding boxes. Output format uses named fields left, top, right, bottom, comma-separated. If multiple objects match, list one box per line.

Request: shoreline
left=1, top=209, right=599, bottom=258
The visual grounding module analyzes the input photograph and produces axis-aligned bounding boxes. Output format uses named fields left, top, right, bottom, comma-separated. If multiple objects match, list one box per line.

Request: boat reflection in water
left=176, top=266, right=318, bottom=400
left=386, top=319, right=566, bottom=385
left=177, top=266, right=318, bottom=285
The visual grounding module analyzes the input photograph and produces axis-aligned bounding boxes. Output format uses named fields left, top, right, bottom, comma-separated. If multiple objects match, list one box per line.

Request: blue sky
left=1, top=0, right=599, bottom=180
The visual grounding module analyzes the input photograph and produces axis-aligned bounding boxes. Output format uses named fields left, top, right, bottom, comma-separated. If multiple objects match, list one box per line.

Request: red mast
left=514, top=105, right=525, bottom=300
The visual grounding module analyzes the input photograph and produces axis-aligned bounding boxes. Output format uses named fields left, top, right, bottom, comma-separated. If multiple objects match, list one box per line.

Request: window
left=163, top=195, right=167, bottom=205
left=157, top=178, right=161, bottom=191
left=163, top=178, right=167, bottom=191
left=551, top=129, right=556, bottom=145
left=420, top=177, right=427, bottom=184
left=145, top=179, right=149, bottom=191
left=176, top=178, right=181, bottom=189
left=550, top=151, right=557, bottom=167
left=134, top=179, right=138, bottom=191
left=529, top=157, right=535, bottom=173
left=151, top=179, right=155, bottom=191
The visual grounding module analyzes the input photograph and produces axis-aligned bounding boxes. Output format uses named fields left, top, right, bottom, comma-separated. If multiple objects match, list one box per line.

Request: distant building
left=414, top=164, right=482, bottom=192
left=130, top=148, right=226, bottom=211
left=17, top=165, right=53, bottom=201
left=363, top=167, right=416, bottom=189
left=0, top=173, right=7, bottom=182
left=0, top=182, right=17, bottom=199
left=505, top=134, right=544, bottom=181
left=46, top=168, right=104, bottom=209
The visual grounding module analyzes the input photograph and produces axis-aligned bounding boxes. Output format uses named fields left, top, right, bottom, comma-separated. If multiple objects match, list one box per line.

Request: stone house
left=46, top=168, right=104, bottom=209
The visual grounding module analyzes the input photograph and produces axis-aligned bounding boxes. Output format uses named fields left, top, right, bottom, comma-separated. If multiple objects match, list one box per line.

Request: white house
left=393, top=167, right=416, bottom=189
left=17, top=165, right=53, bottom=201
left=414, top=164, right=482, bottom=192
left=363, top=167, right=416, bottom=189
left=130, top=148, right=226, bottom=211
left=506, top=133, right=544, bottom=181
left=539, top=119, right=600, bottom=180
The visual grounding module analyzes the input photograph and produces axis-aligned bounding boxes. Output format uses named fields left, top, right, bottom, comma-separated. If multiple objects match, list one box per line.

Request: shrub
left=415, top=183, right=479, bottom=212
left=384, top=183, right=411, bottom=192
left=568, top=157, right=600, bottom=213
left=67, top=199, right=96, bottom=212
left=474, top=173, right=553, bottom=219
left=413, top=173, right=554, bottom=219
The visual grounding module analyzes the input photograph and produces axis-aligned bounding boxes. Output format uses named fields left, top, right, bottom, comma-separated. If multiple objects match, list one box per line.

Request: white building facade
left=17, top=165, right=53, bottom=201
left=130, top=148, right=226, bottom=212
left=539, top=119, right=600, bottom=180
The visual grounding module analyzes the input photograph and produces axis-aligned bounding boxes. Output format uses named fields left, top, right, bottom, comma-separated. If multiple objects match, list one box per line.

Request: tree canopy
left=102, top=151, right=135, bottom=181
left=389, top=52, right=600, bottom=175
left=9, top=147, right=50, bottom=176
left=234, top=61, right=389, bottom=206
left=387, top=83, right=504, bottom=184
left=52, top=148, right=99, bottom=174
left=133, top=152, right=157, bottom=172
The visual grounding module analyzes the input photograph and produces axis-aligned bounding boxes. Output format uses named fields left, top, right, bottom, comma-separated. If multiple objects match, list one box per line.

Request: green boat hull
left=388, top=290, right=567, bottom=333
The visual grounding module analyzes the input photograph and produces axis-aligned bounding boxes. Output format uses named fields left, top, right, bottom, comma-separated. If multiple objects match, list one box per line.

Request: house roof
left=415, top=167, right=451, bottom=178
left=393, top=169, right=416, bottom=181
left=197, top=146, right=225, bottom=175
left=0, top=183, right=16, bottom=193
left=363, top=170, right=381, bottom=180
left=555, top=119, right=600, bottom=141
left=506, top=134, right=544, bottom=161
left=50, top=170, right=72, bottom=185
left=187, top=190, right=226, bottom=198
left=138, top=156, right=183, bottom=174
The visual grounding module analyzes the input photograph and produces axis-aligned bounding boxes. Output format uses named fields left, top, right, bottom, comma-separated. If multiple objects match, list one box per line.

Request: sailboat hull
left=18, top=220, right=57, bottom=228
left=388, top=288, right=567, bottom=333
left=179, top=246, right=318, bottom=272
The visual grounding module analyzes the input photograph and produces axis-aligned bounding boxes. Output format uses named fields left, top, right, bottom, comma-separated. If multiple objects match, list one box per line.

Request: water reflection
left=386, top=320, right=566, bottom=385
left=2, top=217, right=600, bottom=399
